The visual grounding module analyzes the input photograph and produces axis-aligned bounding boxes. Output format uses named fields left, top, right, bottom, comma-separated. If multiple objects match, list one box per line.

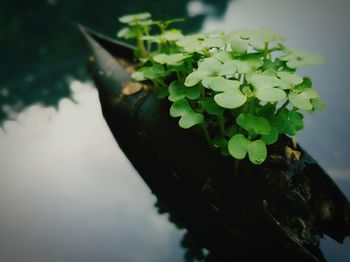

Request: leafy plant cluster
left=117, top=12, right=324, bottom=165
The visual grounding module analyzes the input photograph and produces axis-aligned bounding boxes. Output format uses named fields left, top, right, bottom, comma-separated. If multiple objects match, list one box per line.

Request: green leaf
left=207, top=77, right=240, bottom=92
left=236, top=114, right=271, bottom=135
left=202, top=76, right=219, bottom=88
left=119, top=13, right=151, bottom=24
left=199, top=98, right=225, bottom=115
left=184, top=71, right=208, bottom=87
left=247, top=140, right=267, bottom=165
left=256, top=87, right=286, bottom=103
left=228, top=134, right=248, bottom=159
left=213, top=51, right=233, bottom=63
left=134, top=65, right=169, bottom=80
left=153, top=53, right=189, bottom=65
left=288, top=88, right=319, bottom=110
left=219, top=61, right=237, bottom=76
left=277, top=71, right=303, bottom=86
left=162, top=30, right=184, bottom=41
left=289, top=111, right=304, bottom=130
left=230, top=37, right=249, bottom=54
left=261, top=127, right=278, bottom=145
left=271, top=113, right=287, bottom=133
left=170, top=99, right=191, bottom=117
left=170, top=99, right=203, bottom=129
left=283, top=110, right=304, bottom=136
left=250, top=74, right=281, bottom=89
left=131, top=71, right=146, bottom=81
left=117, top=27, right=138, bottom=39
left=311, top=99, right=326, bottom=110
left=198, top=58, right=222, bottom=73
left=179, top=112, right=204, bottom=129
left=214, top=89, right=247, bottom=109
left=168, top=81, right=200, bottom=102
left=280, top=49, right=324, bottom=69
left=232, top=54, right=263, bottom=74
left=176, top=37, right=201, bottom=52
left=250, top=73, right=286, bottom=102
left=202, top=37, right=225, bottom=49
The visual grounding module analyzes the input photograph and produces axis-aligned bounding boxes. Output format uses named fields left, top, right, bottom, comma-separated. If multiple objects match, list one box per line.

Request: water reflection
left=0, top=81, right=185, bottom=262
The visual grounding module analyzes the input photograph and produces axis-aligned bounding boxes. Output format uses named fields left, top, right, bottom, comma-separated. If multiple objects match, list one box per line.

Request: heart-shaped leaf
left=168, top=81, right=200, bottom=102
left=236, top=113, right=271, bottom=135
left=198, top=58, right=222, bottom=73
left=288, top=88, right=319, bottom=110
left=179, top=111, right=204, bottom=129
left=184, top=70, right=208, bottom=87
left=228, top=134, right=248, bottom=159
left=219, top=61, right=237, bottom=76
left=280, top=49, right=324, bottom=69
left=214, top=89, right=247, bottom=109
left=154, top=53, right=189, bottom=65
left=247, top=140, right=267, bottom=165
left=119, top=13, right=151, bottom=24
left=170, top=98, right=191, bottom=117
left=170, top=99, right=203, bottom=129
left=256, top=87, right=286, bottom=103
left=199, top=98, right=225, bottom=115
left=207, top=77, right=240, bottom=92
left=261, top=127, right=278, bottom=145
left=277, top=71, right=303, bottom=86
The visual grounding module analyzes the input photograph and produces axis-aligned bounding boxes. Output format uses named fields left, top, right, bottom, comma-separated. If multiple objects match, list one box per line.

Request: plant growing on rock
left=117, top=12, right=324, bottom=165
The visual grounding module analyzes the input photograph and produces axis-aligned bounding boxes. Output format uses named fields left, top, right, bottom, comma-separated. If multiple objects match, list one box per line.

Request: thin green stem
left=218, top=114, right=225, bottom=136
left=291, top=136, right=297, bottom=149
left=264, top=42, right=269, bottom=59
left=201, top=123, right=212, bottom=145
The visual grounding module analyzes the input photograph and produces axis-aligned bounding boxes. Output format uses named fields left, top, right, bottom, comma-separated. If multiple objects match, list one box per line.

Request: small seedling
left=117, top=12, right=324, bottom=165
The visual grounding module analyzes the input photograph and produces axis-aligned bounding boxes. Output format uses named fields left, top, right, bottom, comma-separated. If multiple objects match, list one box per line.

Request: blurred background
left=0, top=0, right=349, bottom=261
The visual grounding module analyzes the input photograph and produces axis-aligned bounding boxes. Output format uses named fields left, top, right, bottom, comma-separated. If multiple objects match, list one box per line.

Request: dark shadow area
left=0, top=0, right=230, bottom=124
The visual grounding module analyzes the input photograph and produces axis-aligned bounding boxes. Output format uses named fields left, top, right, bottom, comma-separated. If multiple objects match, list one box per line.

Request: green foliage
left=117, top=13, right=324, bottom=165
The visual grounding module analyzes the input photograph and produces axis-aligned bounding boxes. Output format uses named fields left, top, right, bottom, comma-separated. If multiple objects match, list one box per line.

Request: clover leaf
left=278, top=110, right=304, bottom=136
left=207, top=77, right=240, bottom=92
left=232, top=53, right=264, bottom=74
left=131, top=64, right=169, bottom=81
left=250, top=74, right=286, bottom=102
left=117, top=27, right=138, bottom=39
left=288, top=88, right=320, bottom=110
left=280, top=49, right=324, bottom=69
left=228, top=134, right=267, bottom=164
left=176, top=33, right=224, bottom=53
left=153, top=53, right=190, bottom=65
left=277, top=71, right=303, bottom=89
left=228, top=134, right=248, bottom=159
left=119, top=13, right=152, bottom=24
left=170, top=99, right=204, bottom=129
left=236, top=113, right=271, bottom=136
left=248, top=140, right=267, bottom=164
left=248, top=28, right=285, bottom=50
left=184, top=58, right=222, bottom=87
left=214, top=90, right=247, bottom=109
left=229, top=30, right=250, bottom=54
left=206, top=77, right=247, bottom=109
left=261, top=127, right=278, bottom=145
left=219, top=61, right=237, bottom=76
left=168, top=81, right=201, bottom=102
left=199, top=98, right=225, bottom=115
